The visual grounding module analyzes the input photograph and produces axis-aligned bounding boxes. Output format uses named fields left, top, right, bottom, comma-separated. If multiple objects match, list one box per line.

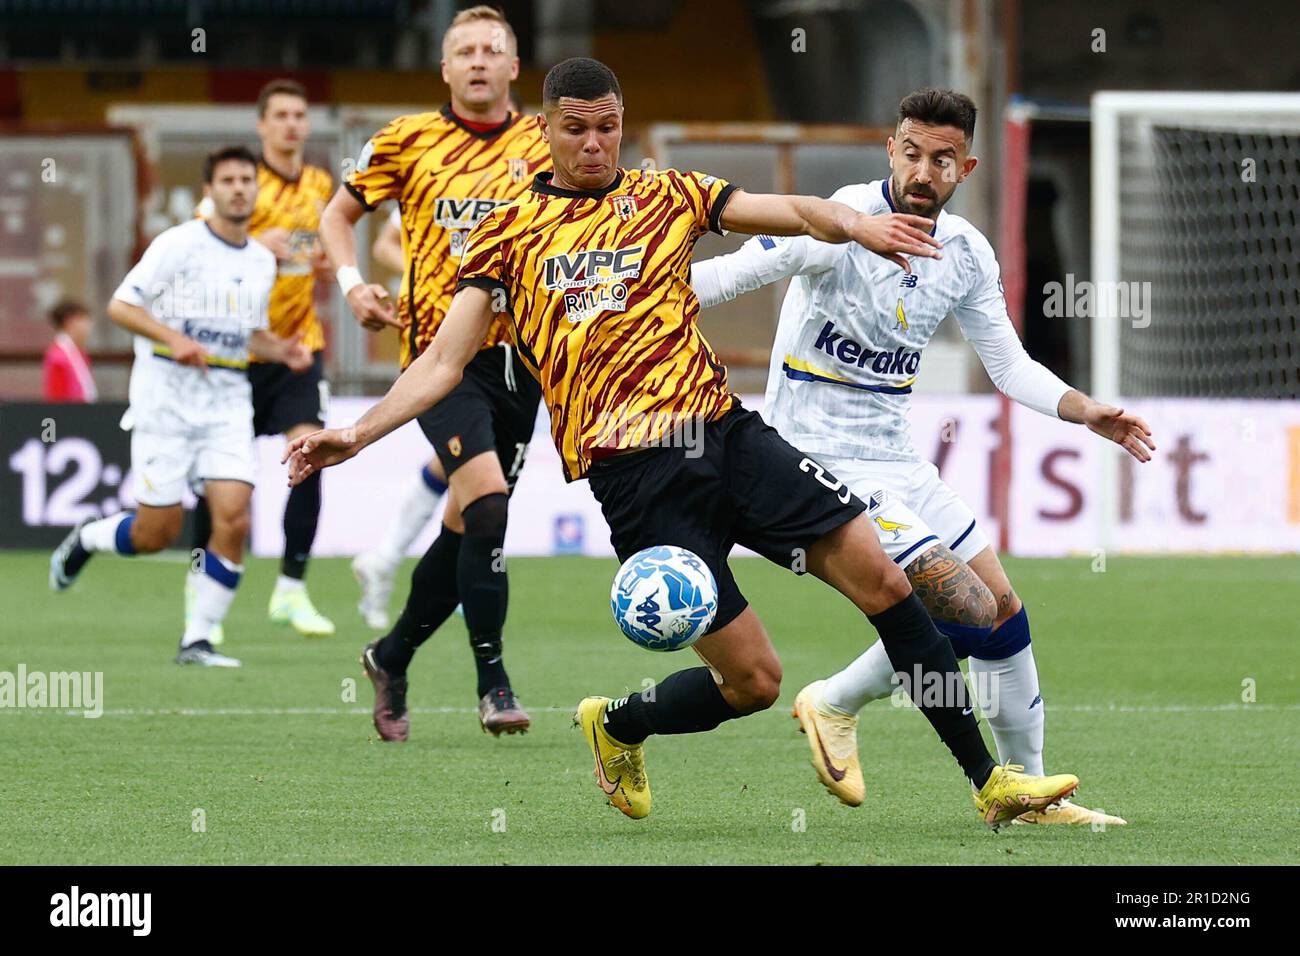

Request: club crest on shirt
left=611, top=195, right=637, bottom=221
left=448, top=436, right=462, bottom=457
left=874, top=515, right=912, bottom=540
left=508, top=157, right=528, bottom=184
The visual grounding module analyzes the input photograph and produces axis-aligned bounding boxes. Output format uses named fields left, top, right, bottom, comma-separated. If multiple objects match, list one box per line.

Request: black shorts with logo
left=417, top=343, right=542, bottom=494
left=249, top=350, right=328, bottom=437
left=587, top=403, right=867, bottom=634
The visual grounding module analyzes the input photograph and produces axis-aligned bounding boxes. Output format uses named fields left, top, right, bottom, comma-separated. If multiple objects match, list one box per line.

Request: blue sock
left=421, top=465, right=448, bottom=495
left=934, top=619, right=993, bottom=660
left=203, top=551, right=242, bottom=589
left=114, top=514, right=137, bottom=556
left=978, top=607, right=1032, bottom=660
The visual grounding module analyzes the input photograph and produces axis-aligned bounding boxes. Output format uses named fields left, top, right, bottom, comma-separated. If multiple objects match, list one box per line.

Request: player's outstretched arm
left=953, top=261, right=1155, bottom=463
left=319, top=187, right=401, bottom=332
left=282, top=286, right=495, bottom=485
left=106, top=298, right=208, bottom=370
left=692, top=236, right=807, bottom=309
left=719, top=191, right=941, bottom=273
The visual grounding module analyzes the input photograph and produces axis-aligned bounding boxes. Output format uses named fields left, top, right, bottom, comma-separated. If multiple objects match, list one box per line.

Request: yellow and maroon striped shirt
left=346, top=106, right=551, bottom=367
left=247, top=159, right=333, bottom=357
left=457, top=167, right=738, bottom=481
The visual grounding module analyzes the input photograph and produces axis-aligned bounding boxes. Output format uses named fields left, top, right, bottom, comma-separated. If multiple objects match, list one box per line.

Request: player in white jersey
left=692, top=88, right=1154, bottom=825
left=50, top=146, right=312, bottom=667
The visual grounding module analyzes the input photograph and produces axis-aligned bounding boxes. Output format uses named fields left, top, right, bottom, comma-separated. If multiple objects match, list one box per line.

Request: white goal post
left=1090, top=92, right=1300, bottom=550
left=1090, top=91, right=1300, bottom=403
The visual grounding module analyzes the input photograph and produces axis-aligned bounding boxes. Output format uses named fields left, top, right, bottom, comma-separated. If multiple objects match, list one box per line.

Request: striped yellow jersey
left=346, top=105, right=551, bottom=367
left=246, top=159, right=333, bottom=357
left=457, top=167, right=739, bottom=481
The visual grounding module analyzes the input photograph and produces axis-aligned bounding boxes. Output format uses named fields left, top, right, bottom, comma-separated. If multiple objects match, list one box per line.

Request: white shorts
left=130, top=421, right=255, bottom=507
left=815, top=455, right=990, bottom=568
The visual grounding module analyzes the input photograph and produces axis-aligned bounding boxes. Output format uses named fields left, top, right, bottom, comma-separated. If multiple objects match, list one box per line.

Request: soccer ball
left=610, top=546, right=718, bottom=652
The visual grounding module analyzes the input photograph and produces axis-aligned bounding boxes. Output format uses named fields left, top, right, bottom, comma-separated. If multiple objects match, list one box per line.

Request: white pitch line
left=3, top=702, right=1298, bottom=718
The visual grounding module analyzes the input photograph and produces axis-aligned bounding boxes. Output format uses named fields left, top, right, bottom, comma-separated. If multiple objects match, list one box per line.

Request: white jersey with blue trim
left=113, top=218, right=275, bottom=431
left=692, top=178, right=1070, bottom=463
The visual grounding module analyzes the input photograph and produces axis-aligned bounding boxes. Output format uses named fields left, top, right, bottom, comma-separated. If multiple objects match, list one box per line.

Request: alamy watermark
left=595, top=409, right=705, bottom=458
left=0, top=665, right=103, bottom=718
left=148, top=275, right=264, bottom=329
left=889, top=663, right=999, bottom=717
left=1042, top=274, right=1151, bottom=329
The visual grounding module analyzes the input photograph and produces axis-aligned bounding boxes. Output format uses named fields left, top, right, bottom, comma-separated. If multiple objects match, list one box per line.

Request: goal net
left=1091, top=92, right=1300, bottom=400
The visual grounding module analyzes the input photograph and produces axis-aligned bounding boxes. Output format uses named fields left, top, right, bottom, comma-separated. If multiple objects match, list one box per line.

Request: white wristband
left=336, top=265, right=365, bottom=297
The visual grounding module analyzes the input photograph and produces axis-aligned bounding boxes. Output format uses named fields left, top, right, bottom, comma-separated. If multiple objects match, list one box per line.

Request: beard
left=890, top=178, right=950, bottom=219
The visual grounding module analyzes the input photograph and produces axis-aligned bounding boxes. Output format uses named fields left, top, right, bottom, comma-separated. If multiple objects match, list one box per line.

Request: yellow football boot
left=1014, top=799, right=1127, bottom=826
left=974, top=763, right=1079, bottom=829
left=792, top=680, right=865, bottom=807
left=268, top=584, right=336, bottom=638
left=574, top=697, right=651, bottom=819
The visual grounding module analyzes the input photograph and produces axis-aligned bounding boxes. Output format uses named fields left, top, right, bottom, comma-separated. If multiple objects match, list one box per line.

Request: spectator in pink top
left=42, top=299, right=98, bottom=403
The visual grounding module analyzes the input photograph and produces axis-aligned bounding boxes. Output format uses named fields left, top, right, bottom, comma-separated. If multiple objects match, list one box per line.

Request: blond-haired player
left=321, top=6, right=549, bottom=739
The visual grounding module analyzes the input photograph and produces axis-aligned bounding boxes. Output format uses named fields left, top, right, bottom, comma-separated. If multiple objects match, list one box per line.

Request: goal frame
left=1089, top=91, right=1300, bottom=549
left=1089, top=90, right=1300, bottom=403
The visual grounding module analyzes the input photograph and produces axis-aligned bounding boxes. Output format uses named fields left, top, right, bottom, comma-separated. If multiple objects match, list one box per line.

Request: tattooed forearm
left=906, top=545, right=997, bottom=627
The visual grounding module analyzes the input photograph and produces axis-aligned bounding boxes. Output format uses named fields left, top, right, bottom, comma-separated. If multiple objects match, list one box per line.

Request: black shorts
left=249, top=351, right=328, bottom=437
left=417, top=343, right=542, bottom=493
left=587, top=404, right=867, bottom=634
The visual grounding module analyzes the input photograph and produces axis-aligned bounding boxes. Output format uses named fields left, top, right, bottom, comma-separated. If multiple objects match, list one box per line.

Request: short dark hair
left=543, top=57, right=622, bottom=109
left=897, top=88, right=977, bottom=143
left=257, top=78, right=308, bottom=117
left=49, top=299, right=88, bottom=329
left=203, top=145, right=258, bottom=183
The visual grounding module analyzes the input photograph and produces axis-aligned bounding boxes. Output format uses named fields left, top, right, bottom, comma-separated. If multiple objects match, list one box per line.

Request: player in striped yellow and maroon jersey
left=458, top=164, right=735, bottom=480
left=247, top=159, right=333, bottom=353
left=190, top=78, right=338, bottom=642
left=346, top=103, right=550, bottom=369
left=319, top=6, right=547, bottom=740
left=293, top=58, right=1081, bottom=827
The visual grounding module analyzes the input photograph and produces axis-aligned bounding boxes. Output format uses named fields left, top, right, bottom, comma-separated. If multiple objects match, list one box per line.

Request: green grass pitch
left=2, top=550, right=1297, bottom=865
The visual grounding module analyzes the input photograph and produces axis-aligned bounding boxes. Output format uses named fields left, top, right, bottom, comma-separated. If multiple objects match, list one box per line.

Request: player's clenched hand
left=346, top=283, right=401, bottom=332
left=255, top=227, right=293, bottom=261
left=282, top=333, right=313, bottom=373
left=310, top=247, right=334, bottom=283
left=282, top=427, right=361, bottom=486
left=1085, top=403, right=1156, bottom=462
left=169, top=336, right=209, bottom=374
left=851, top=213, right=942, bottom=274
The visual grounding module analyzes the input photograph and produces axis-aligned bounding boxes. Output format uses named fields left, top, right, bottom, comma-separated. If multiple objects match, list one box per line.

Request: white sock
left=374, top=467, right=444, bottom=567
left=823, top=640, right=898, bottom=714
left=182, top=555, right=242, bottom=647
left=274, top=574, right=305, bottom=594
left=80, top=512, right=133, bottom=554
left=969, top=644, right=1045, bottom=775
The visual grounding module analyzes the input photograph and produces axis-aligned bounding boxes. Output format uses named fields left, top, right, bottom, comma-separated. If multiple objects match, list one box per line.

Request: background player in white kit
left=50, top=146, right=312, bottom=667
left=692, top=88, right=1154, bottom=825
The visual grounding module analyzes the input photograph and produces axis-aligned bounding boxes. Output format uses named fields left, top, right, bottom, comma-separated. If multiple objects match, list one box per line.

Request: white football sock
left=274, top=574, right=304, bottom=594
left=182, top=554, right=242, bottom=647
left=968, top=644, right=1045, bottom=775
left=80, top=512, right=132, bottom=553
left=374, top=468, right=444, bottom=567
left=823, top=639, right=898, bottom=714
